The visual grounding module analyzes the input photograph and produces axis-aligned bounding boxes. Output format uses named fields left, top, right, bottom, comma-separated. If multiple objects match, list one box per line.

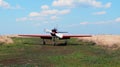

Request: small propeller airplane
left=19, top=28, right=92, bottom=46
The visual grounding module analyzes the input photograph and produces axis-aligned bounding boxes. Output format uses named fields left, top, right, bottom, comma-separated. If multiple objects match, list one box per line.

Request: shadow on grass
left=57, top=43, right=67, bottom=46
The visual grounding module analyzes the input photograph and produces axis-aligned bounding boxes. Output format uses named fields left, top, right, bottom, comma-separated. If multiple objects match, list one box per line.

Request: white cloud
left=17, top=4, right=70, bottom=22
left=12, top=5, right=24, bottom=9
left=0, top=0, right=23, bottom=9
left=115, top=17, right=120, bottom=22
left=52, top=0, right=111, bottom=8
left=29, top=12, right=40, bottom=17
left=74, top=17, right=120, bottom=26
left=93, top=11, right=106, bottom=15
left=105, top=2, right=112, bottom=8
left=52, top=0, right=74, bottom=7
left=59, top=9, right=70, bottom=14
left=77, top=0, right=111, bottom=8
left=80, top=21, right=113, bottom=25
left=79, top=17, right=120, bottom=25
left=77, top=0, right=102, bottom=8
left=0, top=0, right=10, bottom=8
left=16, top=17, right=27, bottom=22
left=50, top=16, right=58, bottom=20
left=29, top=9, right=70, bottom=17
left=68, top=19, right=118, bottom=28
left=80, top=22, right=89, bottom=25
left=40, top=9, right=59, bottom=16
left=41, top=5, right=49, bottom=10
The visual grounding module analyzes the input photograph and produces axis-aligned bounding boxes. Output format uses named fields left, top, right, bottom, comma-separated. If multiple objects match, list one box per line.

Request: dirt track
left=0, top=45, right=75, bottom=66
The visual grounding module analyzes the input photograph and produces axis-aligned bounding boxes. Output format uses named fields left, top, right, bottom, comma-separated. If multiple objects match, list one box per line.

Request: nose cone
left=52, top=28, right=57, bottom=33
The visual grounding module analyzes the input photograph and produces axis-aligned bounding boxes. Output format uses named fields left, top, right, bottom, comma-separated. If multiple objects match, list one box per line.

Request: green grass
left=0, top=37, right=120, bottom=67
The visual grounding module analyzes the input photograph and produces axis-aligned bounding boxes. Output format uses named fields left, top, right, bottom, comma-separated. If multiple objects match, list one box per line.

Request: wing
left=62, top=34, right=92, bottom=39
left=19, top=34, right=52, bottom=39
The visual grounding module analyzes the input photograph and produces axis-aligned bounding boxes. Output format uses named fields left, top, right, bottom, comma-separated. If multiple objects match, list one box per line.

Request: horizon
left=0, top=0, right=120, bottom=35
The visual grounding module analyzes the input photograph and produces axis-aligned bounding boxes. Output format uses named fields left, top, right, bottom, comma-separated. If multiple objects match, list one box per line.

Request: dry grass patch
left=78, top=35, right=120, bottom=49
left=0, top=36, right=13, bottom=45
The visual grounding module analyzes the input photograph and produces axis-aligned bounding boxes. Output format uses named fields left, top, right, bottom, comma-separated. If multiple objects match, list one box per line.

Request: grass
left=0, top=37, right=120, bottom=67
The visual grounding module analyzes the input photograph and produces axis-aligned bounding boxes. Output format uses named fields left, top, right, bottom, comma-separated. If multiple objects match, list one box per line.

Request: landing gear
left=42, top=37, right=57, bottom=46
left=64, top=39, right=68, bottom=45
left=42, top=39, right=46, bottom=45
left=52, top=36, right=56, bottom=46
left=41, top=37, right=68, bottom=46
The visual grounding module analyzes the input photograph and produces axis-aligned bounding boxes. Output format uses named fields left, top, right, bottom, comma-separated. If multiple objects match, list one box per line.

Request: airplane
left=19, top=28, right=92, bottom=46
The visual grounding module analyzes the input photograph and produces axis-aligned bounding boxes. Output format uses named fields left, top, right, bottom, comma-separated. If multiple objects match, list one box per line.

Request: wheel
left=64, top=40, right=67, bottom=45
left=42, top=39, right=46, bottom=45
left=53, top=42, right=56, bottom=46
left=43, top=41, right=46, bottom=45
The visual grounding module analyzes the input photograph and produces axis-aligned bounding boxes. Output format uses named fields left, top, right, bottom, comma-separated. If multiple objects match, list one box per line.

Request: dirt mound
left=78, top=35, right=120, bottom=48
left=0, top=36, right=13, bottom=45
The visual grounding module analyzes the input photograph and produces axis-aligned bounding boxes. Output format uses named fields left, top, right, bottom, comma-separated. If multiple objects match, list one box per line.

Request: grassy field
left=0, top=37, right=120, bottom=67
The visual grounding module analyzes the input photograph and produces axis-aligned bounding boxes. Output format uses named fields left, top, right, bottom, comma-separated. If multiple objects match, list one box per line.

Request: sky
left=0, top=0, right=120, bottom=35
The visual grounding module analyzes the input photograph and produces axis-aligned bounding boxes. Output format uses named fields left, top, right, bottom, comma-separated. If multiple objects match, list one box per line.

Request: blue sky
left=0, top=0, right=120, bottom=35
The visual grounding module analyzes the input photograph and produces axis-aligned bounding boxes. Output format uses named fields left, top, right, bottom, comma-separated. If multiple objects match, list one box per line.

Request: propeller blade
left=56, top=33, right=63, bottom=38
left=44, top=29, right=52, bottom=33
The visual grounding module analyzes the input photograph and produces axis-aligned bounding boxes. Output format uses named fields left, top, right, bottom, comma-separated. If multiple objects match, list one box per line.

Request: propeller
left=56, top=33, right=63, bottom=38
left=44, top=29, right=52, bottom=33
left=44, top=28, right=63, bottom=38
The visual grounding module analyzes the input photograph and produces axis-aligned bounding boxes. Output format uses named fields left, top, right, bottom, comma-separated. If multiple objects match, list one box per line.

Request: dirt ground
left=0, top=45, right=75, bottom=66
